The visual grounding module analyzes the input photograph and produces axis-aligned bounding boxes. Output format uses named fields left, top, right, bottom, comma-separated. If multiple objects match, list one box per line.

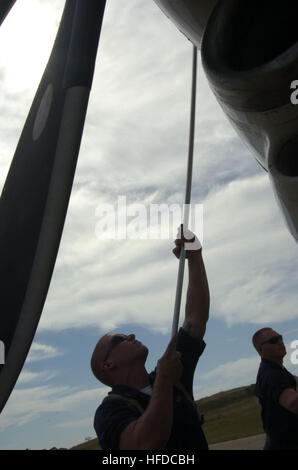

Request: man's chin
left=142, top=346, right=149, bottom=361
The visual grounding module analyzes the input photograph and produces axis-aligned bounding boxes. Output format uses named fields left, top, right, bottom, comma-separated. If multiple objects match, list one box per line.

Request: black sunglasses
left=103, top=334, right=127, bottom=361
left=261, top=335, right=283, bottom=346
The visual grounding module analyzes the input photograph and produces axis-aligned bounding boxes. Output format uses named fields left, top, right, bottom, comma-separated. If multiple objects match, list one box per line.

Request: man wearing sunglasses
left=90, top=227, right=209, bottom=450
left=252, top=327, right=298, bottom=449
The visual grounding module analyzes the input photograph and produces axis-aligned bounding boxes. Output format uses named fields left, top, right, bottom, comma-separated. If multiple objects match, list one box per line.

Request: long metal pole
left=171, top=45, right=197, bottom=338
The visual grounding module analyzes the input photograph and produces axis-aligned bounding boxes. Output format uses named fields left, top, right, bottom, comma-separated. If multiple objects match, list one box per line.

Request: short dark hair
left=90, top=337, right=112, bottom=387
left=252, top=327, right=272, bottom=350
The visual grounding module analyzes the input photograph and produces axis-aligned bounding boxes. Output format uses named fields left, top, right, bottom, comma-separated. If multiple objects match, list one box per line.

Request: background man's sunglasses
left=104, top=334, right=127, bottom=361
left=261, top=335, right=283, bottom=346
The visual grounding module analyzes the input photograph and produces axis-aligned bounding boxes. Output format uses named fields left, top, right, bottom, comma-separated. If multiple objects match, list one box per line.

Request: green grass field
left=196, top=384, right=264, bottom=444
left=71, top=438, right=101, bottom=450
left=71, top=382, right=266, bottom=450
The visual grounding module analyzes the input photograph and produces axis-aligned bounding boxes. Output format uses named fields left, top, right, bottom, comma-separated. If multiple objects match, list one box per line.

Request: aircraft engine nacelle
left=154, top=0, right=298, bottom=241
left=153, top=0, right=218, bottom=47
left=201, top=0, right=298, bottom=240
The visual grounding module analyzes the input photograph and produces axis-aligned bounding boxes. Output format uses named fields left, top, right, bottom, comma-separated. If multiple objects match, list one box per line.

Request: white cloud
left=0, top=384, right=108, bottom=432
left=55, top=417, right=94, bottom=429
left=204, top=174, right=298, bottom=325
left=17, top=370, right=58, bottom=385
left=26, top=343, right=64, bottom=362
left=0, top=0, right=62, bottom=94
left=195, top=356, right=259, bottom=399
left=37, top=172, right=298, bottom=334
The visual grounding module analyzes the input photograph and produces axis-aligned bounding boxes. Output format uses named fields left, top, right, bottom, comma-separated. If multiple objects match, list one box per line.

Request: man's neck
left=114, top=367, right=150, bottom=390
left=263, top=356, right=283, bottom=367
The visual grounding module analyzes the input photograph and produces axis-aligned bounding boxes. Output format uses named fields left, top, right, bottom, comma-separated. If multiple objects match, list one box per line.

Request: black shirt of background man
left=255, top=358, right=298, bottom=449
left=94, top=328, right=208, bottom=450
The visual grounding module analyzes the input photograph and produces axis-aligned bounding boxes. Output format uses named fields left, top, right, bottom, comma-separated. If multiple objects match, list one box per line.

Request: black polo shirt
left=255, top=358, right=298, bottom=449
left=94, top=328, right=208, bottom=450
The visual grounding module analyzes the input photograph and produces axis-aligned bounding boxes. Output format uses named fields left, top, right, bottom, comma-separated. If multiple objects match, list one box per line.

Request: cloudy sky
left=0, top=0, right=298, bottom=450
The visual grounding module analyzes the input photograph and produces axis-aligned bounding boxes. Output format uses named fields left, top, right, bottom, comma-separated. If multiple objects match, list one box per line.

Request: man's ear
left=102, top=361, right=114, bottom=371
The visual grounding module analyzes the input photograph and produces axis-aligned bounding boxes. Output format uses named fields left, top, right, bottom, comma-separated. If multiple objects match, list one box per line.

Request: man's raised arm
left=173, top=226, right=210, bottom=341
